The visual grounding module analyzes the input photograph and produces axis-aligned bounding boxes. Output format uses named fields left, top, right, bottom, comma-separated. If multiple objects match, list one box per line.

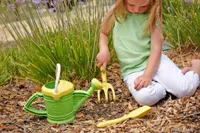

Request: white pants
left=124, top=54, right=200, bottom=106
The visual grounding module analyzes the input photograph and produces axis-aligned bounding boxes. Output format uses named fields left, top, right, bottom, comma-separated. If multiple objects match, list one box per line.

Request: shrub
left=0, top=0, right=114, bottom=84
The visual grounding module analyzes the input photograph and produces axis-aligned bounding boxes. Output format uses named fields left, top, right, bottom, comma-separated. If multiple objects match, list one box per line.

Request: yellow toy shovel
left=97, top=66, right=116, bottom=103
left=97, top=106, right=151, bottom=128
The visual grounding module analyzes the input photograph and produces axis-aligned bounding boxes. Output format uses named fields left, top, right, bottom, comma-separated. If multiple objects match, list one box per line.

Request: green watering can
left=24, top=64, right=103, bottom=124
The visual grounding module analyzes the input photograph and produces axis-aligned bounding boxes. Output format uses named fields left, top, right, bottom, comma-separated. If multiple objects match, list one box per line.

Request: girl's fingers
left=134, top=80, right=139, bottom=89
left=134, top=77, right=141, bottom=88
left=181, top=67, right=191, bottom=74
left=135, top=80, right=144, bottom=90
left=96, top=58, right=107, bottom=70
left=134, top=78, right=138, bottom=86
left=97, top=62, right=102, bottom=67
left=143, top=81, right=149, bottom=88
left=102, top=63, right=107, bottom=72
left=135, top=80, right=151, bottom=90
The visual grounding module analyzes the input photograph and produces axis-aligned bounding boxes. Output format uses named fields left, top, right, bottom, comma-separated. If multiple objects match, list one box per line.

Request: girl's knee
left=133, top=85, right=166, bottom=106
left=135, top=96, right=158, bottom=106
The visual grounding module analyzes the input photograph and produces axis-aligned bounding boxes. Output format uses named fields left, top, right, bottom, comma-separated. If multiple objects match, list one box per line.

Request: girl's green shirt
left=113, top=13, right=151, bottom=79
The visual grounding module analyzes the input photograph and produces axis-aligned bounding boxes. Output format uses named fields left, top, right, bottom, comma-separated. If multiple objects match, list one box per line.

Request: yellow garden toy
left=97, top=106, right=152, bottom=128
left=97, top=66, right=116, bottom=103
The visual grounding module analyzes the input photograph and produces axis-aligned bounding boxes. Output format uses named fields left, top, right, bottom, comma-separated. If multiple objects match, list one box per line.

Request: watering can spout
left=73, top=78, right=103, bottom=112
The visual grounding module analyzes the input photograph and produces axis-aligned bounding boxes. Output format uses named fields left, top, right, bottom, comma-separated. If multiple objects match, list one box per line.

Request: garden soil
left=0, top=46, right=200, bottom=132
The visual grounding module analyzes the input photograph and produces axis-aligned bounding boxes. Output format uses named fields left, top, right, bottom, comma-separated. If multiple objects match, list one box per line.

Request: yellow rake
left=97, top=66, right=116, bottom=103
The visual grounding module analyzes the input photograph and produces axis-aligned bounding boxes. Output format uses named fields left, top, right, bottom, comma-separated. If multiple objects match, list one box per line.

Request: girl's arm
left=134, top=25, right=163, bottom=90
left=96, top=6, right=115, bottom=71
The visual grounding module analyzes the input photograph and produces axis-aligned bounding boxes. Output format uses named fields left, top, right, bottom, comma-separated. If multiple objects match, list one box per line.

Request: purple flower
left=7, top=4, right=15, bottom=11
left=63, top=20, right=67, bottom=27
left=78, top=1, right=85, bottom=5
left=16, top=0, right=26, bottom=3
left=0, top=35, right=4, bottom=40
left=49, top=8, right=55, bottom=13
left=167, top=7, right=172, bottom=13
left=184, top=0, right=190, bottom=2
left=42, top=0, right=49, bottom=4
left=24, top=31, right=27, bottom=36
left=32, top=0, right=41, bottom=4
left=50, top=1, right=55, bottom=7
left=29, top=84, right=35, bottom=89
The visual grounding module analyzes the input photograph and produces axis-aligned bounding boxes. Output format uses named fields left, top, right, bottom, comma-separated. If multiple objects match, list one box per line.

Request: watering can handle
left=23, top=92, right=47, bottom=116
left=55, top=63, right=61, bottom=93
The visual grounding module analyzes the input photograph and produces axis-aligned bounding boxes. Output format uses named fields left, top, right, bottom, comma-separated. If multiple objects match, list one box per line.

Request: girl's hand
left=134, top=74, right=152, bottom=90
left=96, top=48, right=110, bottom=71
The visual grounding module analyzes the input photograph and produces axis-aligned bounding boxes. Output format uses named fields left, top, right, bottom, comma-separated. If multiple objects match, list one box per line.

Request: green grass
left=0, top=47, right=12, bottom=85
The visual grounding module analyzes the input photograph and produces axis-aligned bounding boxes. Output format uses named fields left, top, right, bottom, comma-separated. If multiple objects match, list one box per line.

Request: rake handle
left=100, top=66, right=107, bottom=83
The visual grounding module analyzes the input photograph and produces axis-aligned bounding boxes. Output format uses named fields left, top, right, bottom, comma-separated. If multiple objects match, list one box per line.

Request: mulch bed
left=0, top=46, right=200, bottom=132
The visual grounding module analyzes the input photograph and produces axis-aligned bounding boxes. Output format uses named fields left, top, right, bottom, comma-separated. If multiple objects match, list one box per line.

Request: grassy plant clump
left=0, top=0, right=114, bottom=84
left=163, top=0, right=200, bottom=48
left=0, top=48, right=12, bottom=85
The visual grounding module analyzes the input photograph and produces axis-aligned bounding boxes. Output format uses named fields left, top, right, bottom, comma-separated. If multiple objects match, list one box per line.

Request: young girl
left=96, top=0, right=200, bottom=106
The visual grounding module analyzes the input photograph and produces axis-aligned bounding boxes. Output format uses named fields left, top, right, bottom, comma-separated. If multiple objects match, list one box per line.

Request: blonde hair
left=104, top=0, right=162, bottom=35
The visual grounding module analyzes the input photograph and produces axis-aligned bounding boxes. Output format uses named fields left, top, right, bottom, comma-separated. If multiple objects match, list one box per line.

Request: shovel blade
left=128, top=106, right=152, bottom=118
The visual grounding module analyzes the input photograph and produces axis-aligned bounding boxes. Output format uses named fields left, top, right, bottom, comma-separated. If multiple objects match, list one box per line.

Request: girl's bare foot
left=190, top=59, right=200, bottom=77
left=181, top=67, right=191, bottom=75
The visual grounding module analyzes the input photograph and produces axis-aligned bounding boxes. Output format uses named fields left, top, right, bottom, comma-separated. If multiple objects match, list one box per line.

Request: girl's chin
left=127, top=11, right=146, bottom=14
